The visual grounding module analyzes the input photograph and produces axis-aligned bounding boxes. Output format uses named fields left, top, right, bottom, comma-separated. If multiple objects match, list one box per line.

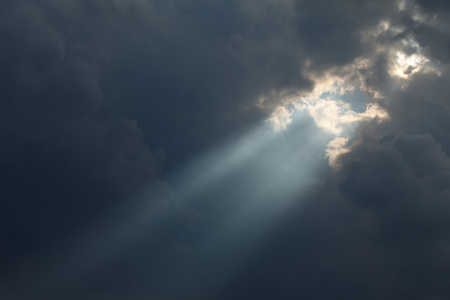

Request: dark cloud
left=293, top=0, right=397, bottom=69
left=417, top=0, right=450, bottom=12
left=0, top=1, right=172, bottom=292
left=385, top=70, right=450, bottom=152
left=213, top=129, right=450, bottom=300
left=2, top=0, right=450, bottom=299
left=332, top=129, right=450, bottom=299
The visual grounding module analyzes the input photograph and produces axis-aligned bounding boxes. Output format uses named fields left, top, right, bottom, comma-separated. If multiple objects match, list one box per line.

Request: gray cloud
left=0, top=2, right=174, bottom=292
left=2, top=0, right=450, bottom=299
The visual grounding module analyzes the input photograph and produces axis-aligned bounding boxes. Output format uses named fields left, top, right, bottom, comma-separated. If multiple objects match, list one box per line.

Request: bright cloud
left=266, top=106, right=294, bottom=131
left=324, top=137, right=351, bottom=170
left=266, top=75, right=389, bottom=169
left=390, top=46, right=430, bottom=79
left=300, top=100, right=388, bottom=135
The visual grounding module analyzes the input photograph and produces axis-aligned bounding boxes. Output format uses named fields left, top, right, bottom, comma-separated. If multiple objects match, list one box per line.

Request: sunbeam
left=13, top=72, right=393, bottom=300
left=15, top=106, right=335, bottom=299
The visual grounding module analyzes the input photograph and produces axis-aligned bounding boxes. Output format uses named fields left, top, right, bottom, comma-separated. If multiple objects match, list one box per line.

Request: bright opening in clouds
left=267, top=74, right=389, bottom=169
left=392, top=51, right=429, bottom=78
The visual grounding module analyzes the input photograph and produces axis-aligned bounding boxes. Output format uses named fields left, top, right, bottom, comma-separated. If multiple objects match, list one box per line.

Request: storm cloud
left=1, top=0, right=450, bottom=299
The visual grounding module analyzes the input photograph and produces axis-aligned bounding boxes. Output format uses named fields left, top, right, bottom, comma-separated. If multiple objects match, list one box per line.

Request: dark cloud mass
left=2, top=0, right=450, bottom=299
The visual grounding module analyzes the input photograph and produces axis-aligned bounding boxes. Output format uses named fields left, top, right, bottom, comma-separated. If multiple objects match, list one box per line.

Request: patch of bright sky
left=392, top=51, right=430, bottom=78
left=267, top=76, right=389, bottom=169
left=331, top=87, right=368, bottom=113
left=388, top=33, right=434, bottom=79
left=267, top=77, right=388, bottom=136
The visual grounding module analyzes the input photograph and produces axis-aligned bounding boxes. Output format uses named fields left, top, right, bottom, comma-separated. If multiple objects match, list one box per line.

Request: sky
left=1, top=0, right=450, bottom=299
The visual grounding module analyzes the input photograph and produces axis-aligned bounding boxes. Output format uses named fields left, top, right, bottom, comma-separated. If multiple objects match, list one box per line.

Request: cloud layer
left=1, top=0, right=450, bottom=299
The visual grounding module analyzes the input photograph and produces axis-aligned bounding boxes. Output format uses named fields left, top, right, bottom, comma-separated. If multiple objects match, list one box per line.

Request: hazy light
left=171, top=124, right=277, bottom=201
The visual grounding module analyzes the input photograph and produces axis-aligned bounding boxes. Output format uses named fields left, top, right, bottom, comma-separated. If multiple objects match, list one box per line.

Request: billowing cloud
left=2, top=0, right=450, bottom=299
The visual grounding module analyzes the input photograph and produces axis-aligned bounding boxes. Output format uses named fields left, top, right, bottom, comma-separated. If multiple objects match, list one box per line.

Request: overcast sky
left=2, top=0, right=450, bottom=299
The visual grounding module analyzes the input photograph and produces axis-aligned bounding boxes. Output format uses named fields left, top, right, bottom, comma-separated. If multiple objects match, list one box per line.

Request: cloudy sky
left=2, top=0, right=450, bottom=299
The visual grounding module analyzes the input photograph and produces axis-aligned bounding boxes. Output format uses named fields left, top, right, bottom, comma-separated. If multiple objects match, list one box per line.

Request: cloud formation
left=2, top=0, right=450, bottom=299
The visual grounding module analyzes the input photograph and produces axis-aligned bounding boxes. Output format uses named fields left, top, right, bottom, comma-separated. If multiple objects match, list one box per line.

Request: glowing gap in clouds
left=267, top=77, right=389, bottom=169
